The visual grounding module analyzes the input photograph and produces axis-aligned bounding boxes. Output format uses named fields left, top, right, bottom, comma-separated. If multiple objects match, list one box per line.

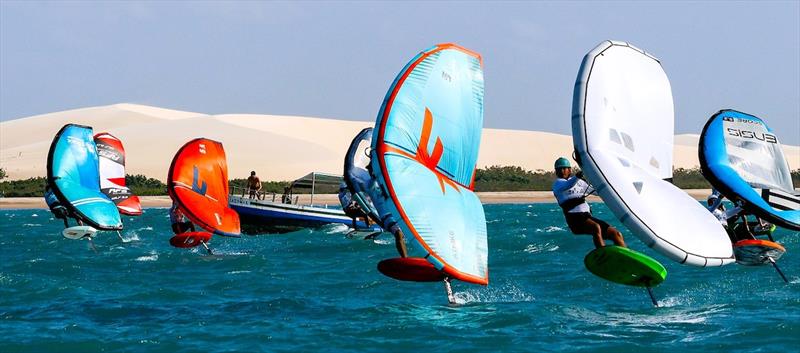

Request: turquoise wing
left=47, top=124, right=122, bottom=230
left=371, top=44, right=487, bottom=285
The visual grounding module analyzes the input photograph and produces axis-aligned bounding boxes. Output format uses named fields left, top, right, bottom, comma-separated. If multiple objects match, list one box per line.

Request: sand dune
left=1, top=103, right=798, bottom=182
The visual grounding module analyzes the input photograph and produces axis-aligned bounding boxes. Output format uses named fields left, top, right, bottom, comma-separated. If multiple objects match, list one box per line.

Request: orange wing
left=168, top=138, right=241, bottom=236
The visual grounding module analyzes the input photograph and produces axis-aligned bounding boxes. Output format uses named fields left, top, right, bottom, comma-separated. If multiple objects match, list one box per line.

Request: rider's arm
left=552, top=176, right=580, bottom=193
left=725, top=206, right=742, bottom=220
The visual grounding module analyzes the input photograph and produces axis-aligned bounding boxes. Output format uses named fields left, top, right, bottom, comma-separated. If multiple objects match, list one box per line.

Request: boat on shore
left=229, top=172, right=375, bottom=233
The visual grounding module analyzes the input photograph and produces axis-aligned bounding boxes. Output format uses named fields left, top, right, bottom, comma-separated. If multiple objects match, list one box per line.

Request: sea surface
left=1, top=204, right=798, bottom=352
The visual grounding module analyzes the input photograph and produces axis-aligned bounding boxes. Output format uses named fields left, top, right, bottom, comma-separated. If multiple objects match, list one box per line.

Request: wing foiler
left=371, top=43, right=489, bottom=288
left=572, top=40, right=734, bottom=267
left=699, top=110, right=800, bottom=231
left=343, top=127, right=381, bottom=224
left=47, top=124, right=123, bottom=236
left=167, top=138, right=241, bottom=250
left=94, top=132, right=142, bottom=216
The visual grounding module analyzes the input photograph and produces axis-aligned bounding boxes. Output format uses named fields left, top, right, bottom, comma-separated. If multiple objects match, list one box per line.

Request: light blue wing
left=47, top=124, right=122, bottom=230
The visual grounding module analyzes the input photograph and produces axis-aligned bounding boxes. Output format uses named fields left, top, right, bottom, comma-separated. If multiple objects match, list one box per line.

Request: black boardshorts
left=564, top=212, right=611, bottom=235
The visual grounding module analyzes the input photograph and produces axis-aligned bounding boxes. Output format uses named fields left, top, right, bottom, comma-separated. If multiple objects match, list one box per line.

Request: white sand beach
left=1, top=103, right=798, bottom=182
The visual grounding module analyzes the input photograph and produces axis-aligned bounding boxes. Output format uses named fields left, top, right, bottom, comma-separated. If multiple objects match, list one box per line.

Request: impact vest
left=552, top=176, right=591, bottom=213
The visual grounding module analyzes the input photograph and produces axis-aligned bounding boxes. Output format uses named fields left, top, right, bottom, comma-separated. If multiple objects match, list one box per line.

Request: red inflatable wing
left=167, top=138, right=241, bottom=237
left=94, top=132, right=143, bottom=216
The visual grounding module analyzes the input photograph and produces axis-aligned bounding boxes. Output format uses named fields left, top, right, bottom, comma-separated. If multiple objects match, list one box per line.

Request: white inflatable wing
left=572, top=41, right=734, bottom=266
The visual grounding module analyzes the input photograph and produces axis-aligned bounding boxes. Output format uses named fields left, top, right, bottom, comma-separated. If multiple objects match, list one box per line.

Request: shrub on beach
left=472, top=165, right=797, bottom=192
left=0, top=168, right=797, bottom=197
left=0, top=177, right=48, bottom=197
left=474, top=165, right=558, bottom=191
left=125, top=174, right=167, bottom=196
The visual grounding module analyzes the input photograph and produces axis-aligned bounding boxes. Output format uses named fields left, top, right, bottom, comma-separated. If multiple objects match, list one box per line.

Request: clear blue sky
left=2, top=1, right=798, bottom=143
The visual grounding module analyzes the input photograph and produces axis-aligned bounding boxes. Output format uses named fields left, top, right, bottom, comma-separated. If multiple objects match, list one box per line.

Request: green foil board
left=584, top=246, right=667, bottom=287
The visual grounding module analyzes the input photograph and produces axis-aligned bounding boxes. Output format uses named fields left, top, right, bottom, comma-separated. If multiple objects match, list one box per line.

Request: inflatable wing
left=47, top=124, right=122, bottom=230
left=168, top=138, right=241, bottom=237
left=371, top=43, right=488, bottom=284
left=95, top=132, right=142, bottom=216
left=572, top=41, right=734, bottom=266
left=699, top=110, right=799, bottom=230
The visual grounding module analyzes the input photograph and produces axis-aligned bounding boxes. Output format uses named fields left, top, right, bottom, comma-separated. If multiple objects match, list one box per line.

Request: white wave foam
left=453, top=283, right=535, bottom=304
left=22, top=223, right=42, bottom=227
left=121, top=233, right=140, bottom=243
left=321, top=223, right=350, bottom=235
left=31, top=213, right=38, bottom=217
left=657, top=296, right=686, bottom=308
left=535, top=226, right=564, bottom=233
left=210, top=250, right=249, bottom=256
left=135, top=251, right=158, bottom=262
left=563, top=303, right=727, bottom=326
left=135, top=255, right=158, bottom=262
left=524, top=243, right=560, bottom=253
left=227, top=270, right=252, bottom=275
left=138, top=226, right=154, bottom=231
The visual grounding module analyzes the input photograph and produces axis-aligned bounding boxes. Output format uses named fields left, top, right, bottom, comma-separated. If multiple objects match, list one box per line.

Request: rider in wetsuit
left=363, top=162, right=408, bottom=257
left=338, top=181, right=369, bottom=229
left=44, top=185, right=75, bottom=228
left=706, top=190, right=771, bottom=243
left=169, top=202, right=195, bottom=235
left=551, top=157, right=626, bottom=249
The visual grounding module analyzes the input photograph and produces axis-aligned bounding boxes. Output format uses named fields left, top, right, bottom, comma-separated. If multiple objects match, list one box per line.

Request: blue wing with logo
left=47, top=124, right=122, bottom=230
left=700, top=110, right=799, bottom=230
left=371, top=44, right=488, bottom=285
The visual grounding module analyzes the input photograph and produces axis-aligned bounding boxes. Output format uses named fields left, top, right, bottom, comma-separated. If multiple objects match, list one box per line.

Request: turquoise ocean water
left=1, top=203, right=798, bottom=352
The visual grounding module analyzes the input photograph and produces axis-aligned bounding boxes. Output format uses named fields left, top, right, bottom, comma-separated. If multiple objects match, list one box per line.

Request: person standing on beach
left=551, top=157, right=626, bottom=249
left=246, top=171, right=262, bottom=199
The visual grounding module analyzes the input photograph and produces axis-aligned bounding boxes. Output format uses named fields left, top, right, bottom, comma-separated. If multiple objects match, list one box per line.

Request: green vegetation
left=125, top=174, right=166, bottom=196
left=474, top=166, right=800, bottom=191
left=474, top=165, right=717, bottom=191
left=228, top=179, right=339, bottom=195
left=474, top=165, right=558, bottom=192
left=671, top=168, right=711, bottom=189
left=229, top=179, right=289, bottom=195
left=0, top=174, right=167, bottom=197
left=0, top=168, right=7, bottom=180
left=0, top=177, right=47, bottom=197
left=794, top=169, right=800, bottom=186
left=1, top=168, right=798, bottom=197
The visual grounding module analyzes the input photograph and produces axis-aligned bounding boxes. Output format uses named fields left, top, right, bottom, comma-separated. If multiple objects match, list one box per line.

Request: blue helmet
left=554, top=157, right=571, bottom=169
